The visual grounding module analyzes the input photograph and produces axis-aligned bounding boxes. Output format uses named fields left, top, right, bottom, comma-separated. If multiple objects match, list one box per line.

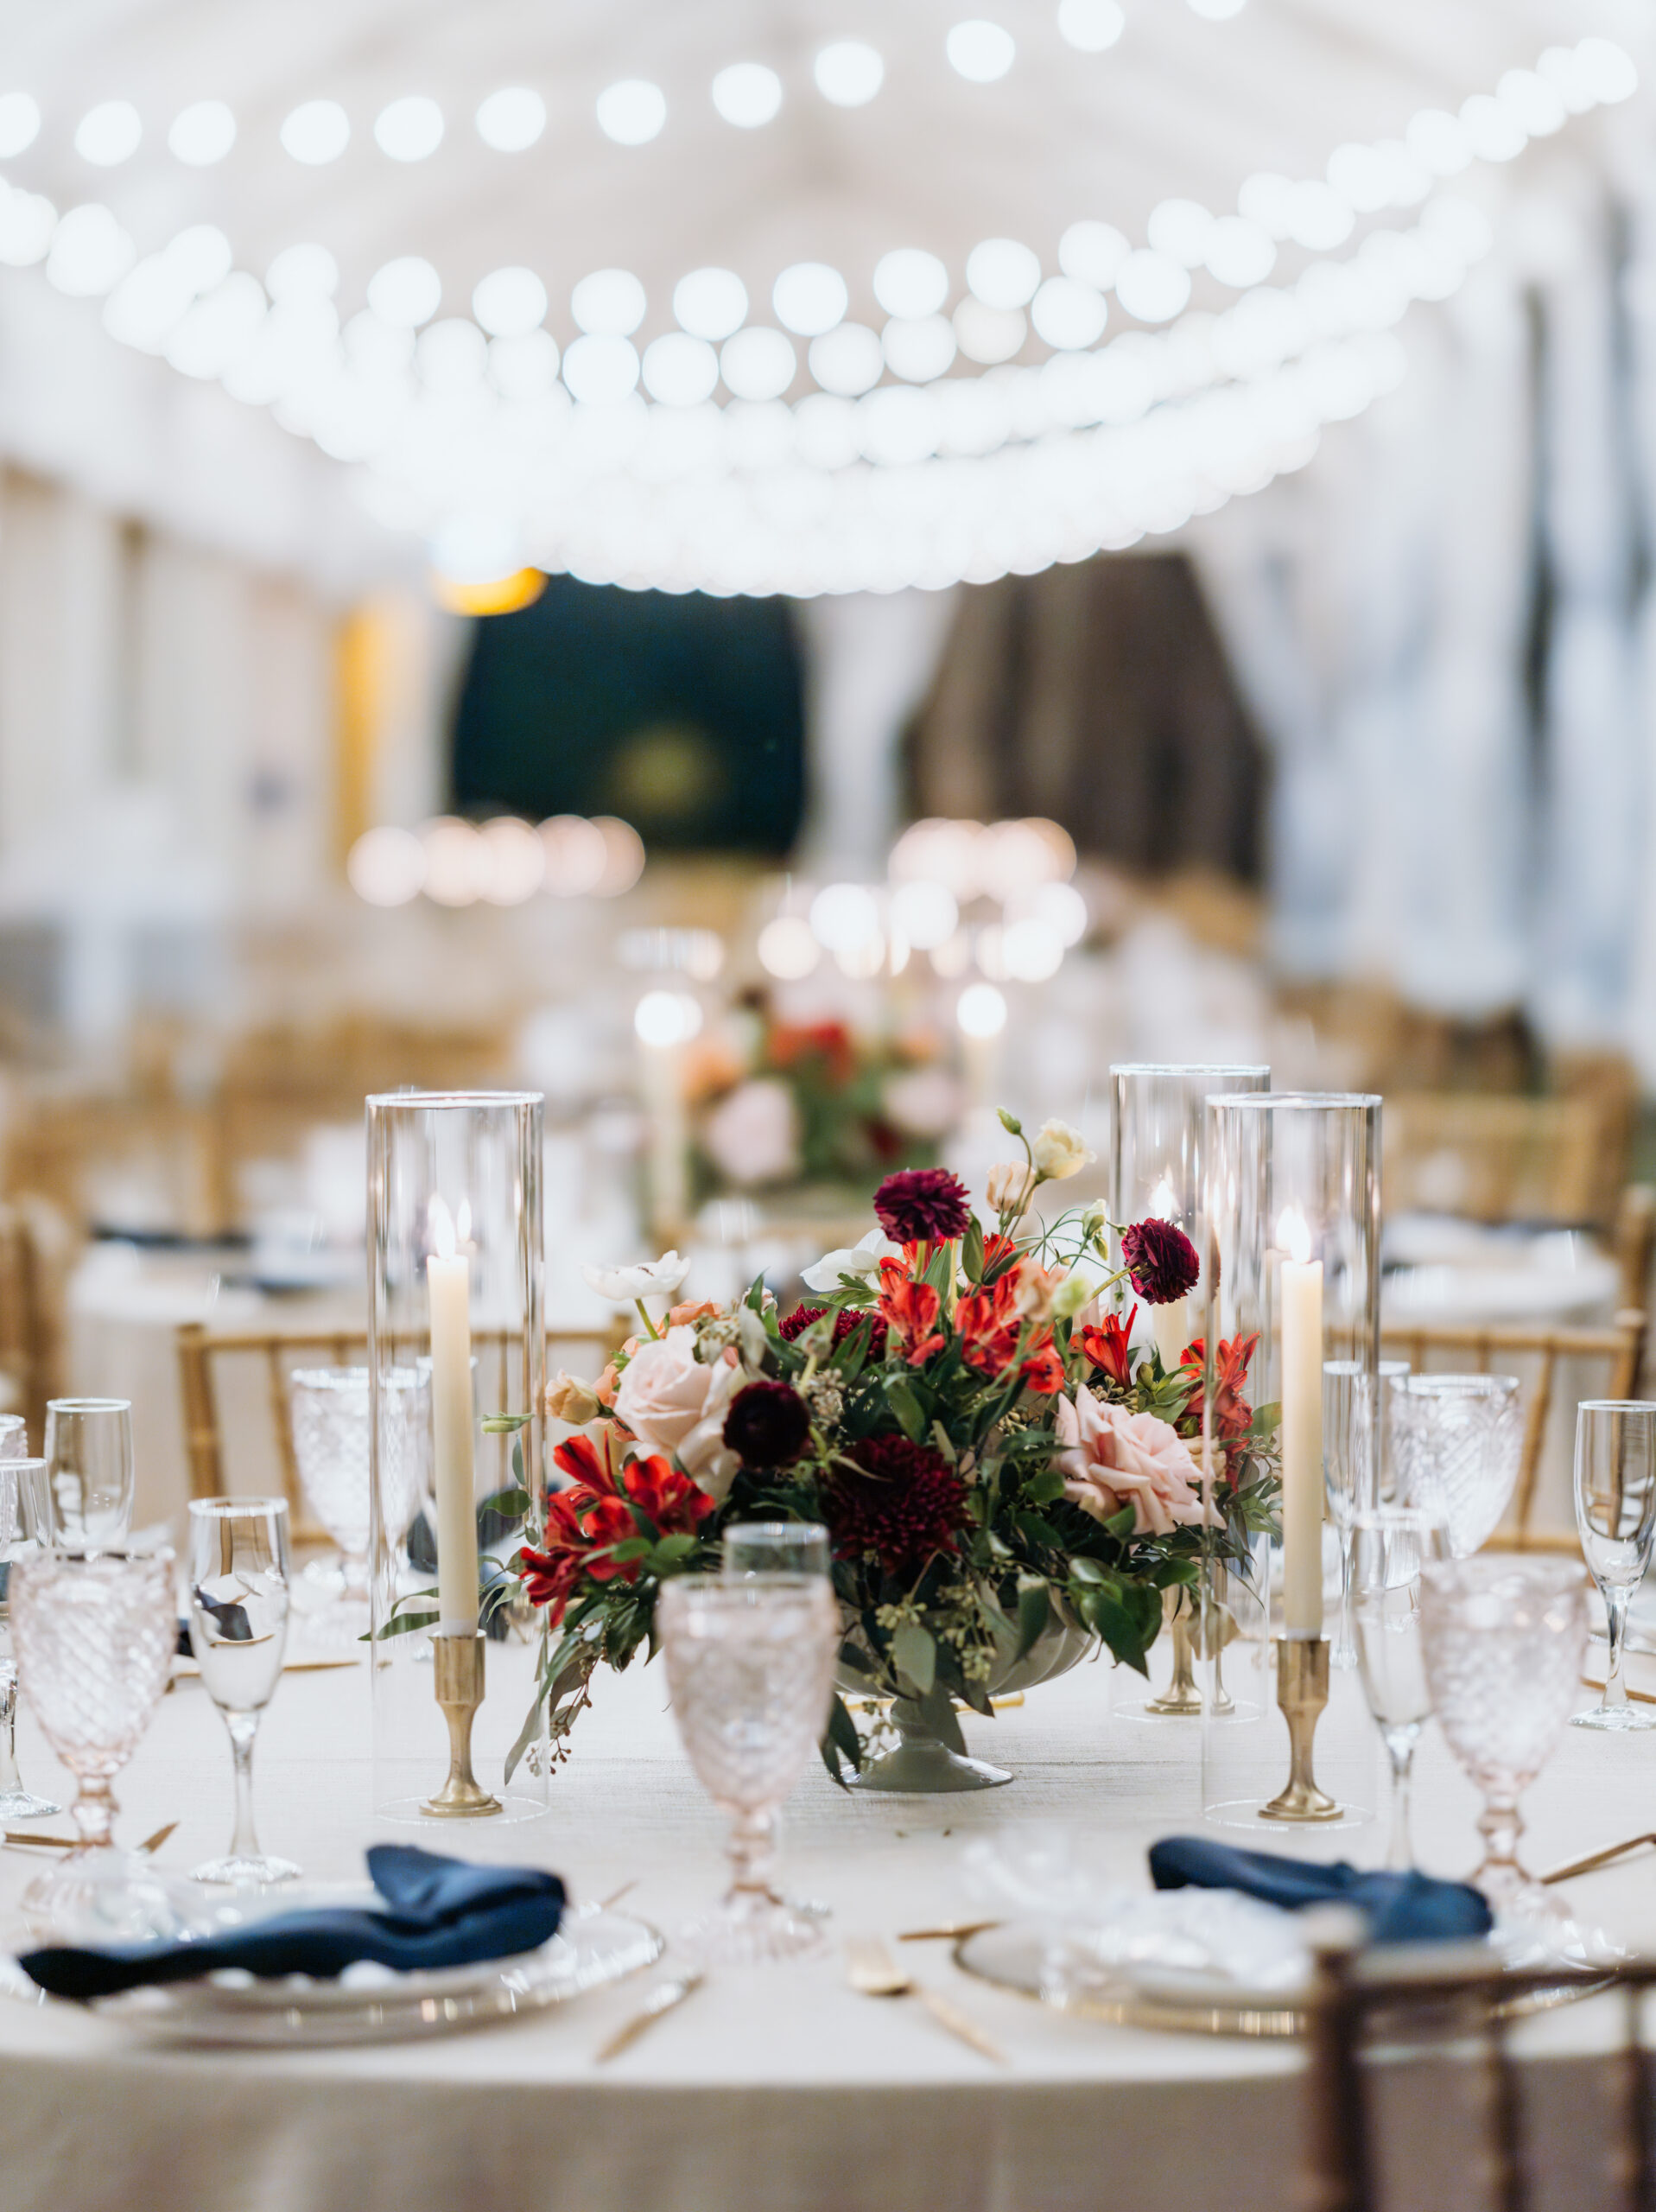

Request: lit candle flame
left=428, top=1194, right=456, bottom=1260
left=1278, top=1206, right=1312, bottom=1266
left=1149, top=1175, right=1177, bottom=1221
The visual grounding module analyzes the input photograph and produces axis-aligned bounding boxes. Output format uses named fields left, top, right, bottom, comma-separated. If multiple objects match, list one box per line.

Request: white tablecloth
left=3, top=1641, right=1654, bottom=2212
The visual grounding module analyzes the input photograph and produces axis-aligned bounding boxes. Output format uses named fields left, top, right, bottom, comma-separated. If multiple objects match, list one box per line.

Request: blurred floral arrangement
left=685, top=1002, right=961, bottom=1196
left=480, top=1111, right=1279, bottom=1781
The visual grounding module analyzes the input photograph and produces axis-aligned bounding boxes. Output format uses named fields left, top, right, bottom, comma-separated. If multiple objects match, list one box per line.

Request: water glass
left=290, top=1366, right=428, bottom=1643
left=0, top=1457, right=60, bottom=1818
left=186, top=1497, right=299, bottom=1885
left=1419, top=1556, right=1587, bottom=1927
left=658, top=1574, right=839, bottom=1964
left=1572, top=1401, right=1656, bottom=1732
left=10, top=1545, right=176, bottom=1936
left=722, top=1522, right=831, bottom=1578
left=1350, top=1507, right=1449, bottom=1870
left=44, top=1397, right=135, bottom=1549
left=1390, top=1374, right=1523, bottom=1556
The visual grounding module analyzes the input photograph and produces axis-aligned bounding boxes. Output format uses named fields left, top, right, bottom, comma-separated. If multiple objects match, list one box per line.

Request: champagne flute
left=186, top=1497, right=300, bottom=1885
left=44, top=1397, right=135, bottom=1549
left=1350, top=1506, right=1449, bottom=1870
left=1572, top=1401, right=1656, bottom=1732
left=0, top=1455, right=60, bottom=1818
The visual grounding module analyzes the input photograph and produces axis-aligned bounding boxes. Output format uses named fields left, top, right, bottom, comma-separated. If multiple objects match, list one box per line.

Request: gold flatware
left=898, top=1919, right=1001, bottom=1943
left=597, top=1878, right=638, bottom=1911
left=843, top=1936, right=1006, bottom=2063
left=4, top=1821, right=177, bottom=1855
left=594, top=1972, right=704, bottom=2062
left=1541, top=1833, right=1656, bottom=1885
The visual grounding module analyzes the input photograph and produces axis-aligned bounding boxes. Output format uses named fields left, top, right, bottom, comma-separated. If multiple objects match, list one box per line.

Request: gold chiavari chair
left=1303, top=1925, right=1656, bottom=2212
left=1379, top=1312, right=1647, bottom=1554
left=1383, top=1092, right=1633, bottom=1229
left=175, top=1319, right=623, bottom=1546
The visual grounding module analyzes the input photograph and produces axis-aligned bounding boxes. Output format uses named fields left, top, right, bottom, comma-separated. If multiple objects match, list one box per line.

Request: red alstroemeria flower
left=1079, top=1306, right=1138, bottom=1389
left=877, top=1257, right=947, bottom=1367
left=524, top=1441, right=714, bottom=1624
left=1178, top=1332, right=1259, bottom=1443
left=957, top=1271, right=1063, bottom=1392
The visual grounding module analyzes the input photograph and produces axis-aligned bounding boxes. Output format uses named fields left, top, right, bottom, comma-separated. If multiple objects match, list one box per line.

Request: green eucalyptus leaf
left=891, top=1619, right=936, bottom=1696
left=886, top=1378, right=926, bottom=1443
left=1014, top=1577, right=1050, bottom=1660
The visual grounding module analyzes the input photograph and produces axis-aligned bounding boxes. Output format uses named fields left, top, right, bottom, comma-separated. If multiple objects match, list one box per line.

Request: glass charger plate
left=953, top=1921, right=1607, bottom=2041
left=0, top=1902, right=663, bottom=2047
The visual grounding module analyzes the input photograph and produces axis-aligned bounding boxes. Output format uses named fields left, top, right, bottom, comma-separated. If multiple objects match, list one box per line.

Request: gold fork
left=4, top=1821, right=177, bottom=1856
left=1541, top=1832, right=1656, bottom=1885
left=843, top=1936, right=1006, bottom=2063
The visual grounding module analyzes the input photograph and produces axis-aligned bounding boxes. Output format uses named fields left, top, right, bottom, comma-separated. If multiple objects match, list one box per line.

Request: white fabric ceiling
left=0, top=0, right=1641, bottom=591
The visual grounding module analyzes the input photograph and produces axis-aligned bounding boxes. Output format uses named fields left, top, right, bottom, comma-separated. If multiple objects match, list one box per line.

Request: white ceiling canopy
left=0, top=0, right=1641, bottom=593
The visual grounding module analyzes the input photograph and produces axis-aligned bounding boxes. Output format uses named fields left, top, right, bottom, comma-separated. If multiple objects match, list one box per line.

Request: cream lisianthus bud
left=1031, top=1118, right=1094, bottom=1182
left=1050, top=1271, right=1100, bottom=1321
left=987, top=1160, right=1037, bottom=1217
left=545, top=1371, right=602, bottom=1424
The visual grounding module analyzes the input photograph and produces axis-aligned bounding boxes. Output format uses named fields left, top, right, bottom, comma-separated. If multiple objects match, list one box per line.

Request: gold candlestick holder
left=1259, top=1636, right=1342, bottom=1821
left=422, top=1633, right=502, bottom=1818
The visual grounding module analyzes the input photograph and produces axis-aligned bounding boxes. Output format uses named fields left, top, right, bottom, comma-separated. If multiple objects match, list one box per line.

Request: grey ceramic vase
left=835, top=1599, right=1095, bottom=1792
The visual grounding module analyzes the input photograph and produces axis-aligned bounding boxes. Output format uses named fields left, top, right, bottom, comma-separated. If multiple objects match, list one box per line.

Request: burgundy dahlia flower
left=722, top=1381, right=811, bottom=1467
left=873, top=1166, right=972, bottom=1245
left=778, top=1305, right=890, bottom=1360
left=823, top=1434, right=967, bottom=1574
left=1120, top=1217, right=1200, bottom=1306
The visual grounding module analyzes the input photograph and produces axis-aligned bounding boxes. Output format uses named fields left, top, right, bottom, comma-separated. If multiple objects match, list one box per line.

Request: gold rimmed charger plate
left=953, top=1922, right=1609, bottom=2041
left=0, top=1900, right=663, bottom=2047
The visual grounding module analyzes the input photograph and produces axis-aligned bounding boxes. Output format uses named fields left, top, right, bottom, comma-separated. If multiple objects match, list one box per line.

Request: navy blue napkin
left=1149, top=1836, right=1492, bottom=1946
left=17, top=1844, right=567, bottom=2000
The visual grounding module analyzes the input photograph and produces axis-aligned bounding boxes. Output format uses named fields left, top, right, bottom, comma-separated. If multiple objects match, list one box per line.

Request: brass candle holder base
left=422, top=1633, right=502, bottom=1818
left=1146, top=1599, right=1204, bottom=1715
left=1259, top=1636, right=1342, bottom=1822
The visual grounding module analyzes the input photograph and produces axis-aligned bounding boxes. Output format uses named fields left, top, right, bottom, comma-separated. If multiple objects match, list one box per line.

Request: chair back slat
left=174, top=1320, right=623, bottom=1540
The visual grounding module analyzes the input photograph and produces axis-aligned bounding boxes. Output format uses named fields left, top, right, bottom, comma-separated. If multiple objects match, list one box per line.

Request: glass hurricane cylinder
left=1109, top=1063, right=1268, bottom=1719
left=1196, top=1094, right=1382, bottom=1829
left=366, top=1090, right=549, bottom=1823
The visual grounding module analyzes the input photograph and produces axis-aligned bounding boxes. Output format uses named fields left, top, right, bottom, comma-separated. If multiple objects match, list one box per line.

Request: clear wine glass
left=1375, top=1358, right=1410, bottom=1503
left=721, top=1522, right=831, bottom=1578
left=43, top=1397, right=135, bottom=1550
left=1350, top=1506, right=1449, bottom=1870
left=0, top=1455, right=60, bottom=1819
left=658, top=1573, right=839, bottom=1965
left=289, top=1367, right=428, bottom=1644
left=1572, top=1401, right=1656, bottom=1732
left=1323, top=1361, right=1381, bottom=1668
left=1418, top=1555, right=1588, bottom=1933
left=10, top=1545, right=178, bottom=1938
left=1390, top=1374, right=1523, bottom=1556
left=186, top=1497, right=300, bottom=1885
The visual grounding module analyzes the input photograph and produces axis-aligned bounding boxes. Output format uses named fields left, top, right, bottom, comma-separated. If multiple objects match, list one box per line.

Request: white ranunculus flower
left=702, top=1077, right=800, bottom=1189
left=582, top=1250, right=691, bottom=1303
left=800, top=1226, right=900, bottom=1296
left=1031, top=1118, right=1094, bottom=1182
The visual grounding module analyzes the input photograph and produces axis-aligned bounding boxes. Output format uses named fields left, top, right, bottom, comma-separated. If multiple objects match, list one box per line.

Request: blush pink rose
left=1053, top=1390, right=1211, bottom=1536
left=612, top=1326, right=742, bottom=1499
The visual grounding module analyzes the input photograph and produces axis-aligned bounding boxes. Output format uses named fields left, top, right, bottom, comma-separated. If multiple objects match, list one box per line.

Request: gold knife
left=5, top=1821, right=177, bottom=1855
left=594, top=1972, right=704, bottom=2062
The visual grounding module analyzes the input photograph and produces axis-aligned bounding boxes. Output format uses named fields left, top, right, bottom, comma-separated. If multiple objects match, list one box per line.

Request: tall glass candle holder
left=1196, top=1094, right=1381, bottom=1829
left=366, top=1090, right=549, bottom=1823
left=1109, top=1064, right=1269, bottom=1719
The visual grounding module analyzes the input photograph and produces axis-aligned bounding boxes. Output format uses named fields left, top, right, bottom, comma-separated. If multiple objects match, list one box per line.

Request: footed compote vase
left=836, top=1597, right=1094, bottom=1793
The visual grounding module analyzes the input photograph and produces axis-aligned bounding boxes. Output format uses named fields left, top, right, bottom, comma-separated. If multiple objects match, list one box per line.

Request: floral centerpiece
left=426, top=1112, right=1279, bottom=1792
left=687, top=1005, right=960, bottom=1197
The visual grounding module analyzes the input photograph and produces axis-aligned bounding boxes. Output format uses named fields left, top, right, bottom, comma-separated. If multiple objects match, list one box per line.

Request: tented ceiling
left=0, top=0, right=1642, bottom=593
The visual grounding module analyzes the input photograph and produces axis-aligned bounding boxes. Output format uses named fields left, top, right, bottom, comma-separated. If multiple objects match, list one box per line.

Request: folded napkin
left=1149, top=1836, right=1492, bottom=1947
left=18, top=1844, right=567, bottom=2001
